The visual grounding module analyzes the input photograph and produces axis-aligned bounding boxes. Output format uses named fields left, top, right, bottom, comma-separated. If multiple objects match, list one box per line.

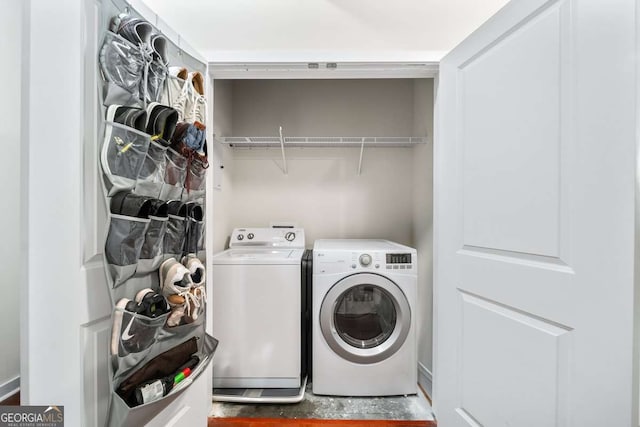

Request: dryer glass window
left=334, top=285, right=396, bottom=349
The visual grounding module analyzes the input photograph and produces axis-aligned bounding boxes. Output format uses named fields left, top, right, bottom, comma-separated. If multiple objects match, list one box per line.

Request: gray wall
left=0, top=0, right=22, bottom=399
left=229, top=79, right=418, bottom=137
left=412, top=79, right=434, bottom=389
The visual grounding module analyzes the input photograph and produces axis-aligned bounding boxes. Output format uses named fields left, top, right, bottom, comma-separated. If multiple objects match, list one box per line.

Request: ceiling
left=141, top=0, right=509, bottom=62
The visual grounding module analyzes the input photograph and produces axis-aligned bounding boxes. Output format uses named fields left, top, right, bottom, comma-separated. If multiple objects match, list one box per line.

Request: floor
left=209, top=384, right=436, bottom=427
left=208, top=419, right=435, bottom=427
left=0, top=391, right=19, bottom=406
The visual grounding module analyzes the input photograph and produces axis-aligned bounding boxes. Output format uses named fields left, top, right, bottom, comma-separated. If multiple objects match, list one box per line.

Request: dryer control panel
left=315, top=249, right=416, bottom=275
left=229, top=227, right=306, bottom=249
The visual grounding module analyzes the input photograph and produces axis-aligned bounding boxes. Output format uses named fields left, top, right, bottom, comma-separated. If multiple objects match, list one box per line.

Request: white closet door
left=24, top=1, right=212, bottom=425
left=434, top=1, right=637, bottom=426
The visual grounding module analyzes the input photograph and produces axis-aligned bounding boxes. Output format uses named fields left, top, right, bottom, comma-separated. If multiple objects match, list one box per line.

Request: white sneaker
left=181, top=254, right=206, bottom=323
left=159, top=257, right=192, bottom=327
left=184, top=71, right=207, bottom=124
left=161, top=67, right=189, bottom=121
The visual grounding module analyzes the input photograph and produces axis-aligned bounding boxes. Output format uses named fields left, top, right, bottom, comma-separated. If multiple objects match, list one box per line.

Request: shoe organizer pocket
left=102, top=122, right=151, bottom=196
left=163, top=215, right=187, bottom=259
left=160, top=148, right=187, bottom=201
left=159, top=308, right=205, bottom=339
left=184, top=158, right=208, bottom=201
left=111, top=310, right=168, bottom=360
left=100, top=31, right=145, bottom=102
left=184, top=204, right=204, bottom=256
left=135, top=140, right=167, bottom=199
left=106, top=214, right=150, bottom=287
left=106, top=333, right=218, bottom=427
left=145, top=61, right=168, bottom=104
left=136, top=216, right=168, bottom=275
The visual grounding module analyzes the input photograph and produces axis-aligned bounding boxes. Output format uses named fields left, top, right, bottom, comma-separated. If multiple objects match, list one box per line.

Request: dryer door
left=320, top=273, right=411, bottom=364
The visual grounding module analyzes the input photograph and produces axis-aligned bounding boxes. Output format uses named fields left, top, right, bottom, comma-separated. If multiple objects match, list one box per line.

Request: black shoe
left=147, top=199, right=168, bottom=218
left=135, top=288, right=170, bottom=318
left=110, top=192, right=157, bottom=218
left=184, top=202, right=203, bottom=255
left=146, top=103, right=178, bottom=143
left=106, top=104, right=147, bottom=132
left=166, top=200, right=188, bottom=218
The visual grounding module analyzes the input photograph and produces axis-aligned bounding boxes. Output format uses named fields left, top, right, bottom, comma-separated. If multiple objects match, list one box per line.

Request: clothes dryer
left=312, top=239, right=417, bottom=396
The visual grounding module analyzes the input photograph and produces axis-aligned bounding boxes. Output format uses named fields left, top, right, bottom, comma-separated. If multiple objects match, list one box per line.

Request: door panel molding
left=458, top=246, right=573, bottom=274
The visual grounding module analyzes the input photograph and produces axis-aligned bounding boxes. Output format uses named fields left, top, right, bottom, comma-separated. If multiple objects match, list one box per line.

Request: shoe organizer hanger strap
left=101, top=121, right=151, bottom=196
left=99, top=31, right=145, bottom=105
left=105, top=333, right=218, bottom=427
left=105, top=213, right=151, bottom=288
left=159, top=148, right=187, bottom=201
left=135, top=139, right=167, bottom=199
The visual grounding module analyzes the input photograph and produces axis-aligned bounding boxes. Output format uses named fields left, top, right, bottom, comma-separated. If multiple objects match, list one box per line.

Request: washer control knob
left=237, top=234, right=244, bottom=241
left=247, top=233, right=254, bottom=240
left=351, top=264, right=357, bottom=269
left=375, top=264, right=380, bottom=269
left=359, top=254, right=372, bottom=267
left=285, top=232, right=296, bottom=241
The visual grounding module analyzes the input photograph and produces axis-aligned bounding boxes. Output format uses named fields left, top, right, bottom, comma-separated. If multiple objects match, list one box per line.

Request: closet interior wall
left=211, top=77, right=435, bottom=381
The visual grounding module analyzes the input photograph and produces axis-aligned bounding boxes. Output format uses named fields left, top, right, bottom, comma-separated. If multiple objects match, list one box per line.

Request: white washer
left=211, top=227, right=305, bottom=389
left=313, top=239, right=417, bottom=396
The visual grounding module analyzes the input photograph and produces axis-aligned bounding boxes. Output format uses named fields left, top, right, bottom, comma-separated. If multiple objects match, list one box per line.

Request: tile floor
left=210, top=384, right=435, bottom=421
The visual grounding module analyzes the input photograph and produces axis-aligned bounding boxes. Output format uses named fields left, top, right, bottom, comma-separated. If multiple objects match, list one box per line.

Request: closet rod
left=279, top=126, right=288, bottom=175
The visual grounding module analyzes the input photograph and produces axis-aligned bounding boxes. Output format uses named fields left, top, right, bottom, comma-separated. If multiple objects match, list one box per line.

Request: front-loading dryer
left=312, top=239, right=417, bottom=396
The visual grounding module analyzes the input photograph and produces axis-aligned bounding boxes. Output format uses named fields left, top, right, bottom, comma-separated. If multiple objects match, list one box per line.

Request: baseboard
left=417, top=363, right=432, bottom=398
left=0, top=376, right=20, bottom=403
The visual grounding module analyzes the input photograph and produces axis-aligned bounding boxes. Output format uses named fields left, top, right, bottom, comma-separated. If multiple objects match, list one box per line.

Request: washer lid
left=211, top=248, right=304, bottom=265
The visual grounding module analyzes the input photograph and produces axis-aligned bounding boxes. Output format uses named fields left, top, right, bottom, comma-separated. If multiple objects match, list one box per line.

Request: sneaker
left=182, top=254, right=205, bottom=287
left=110, top=292, right=169, bottom=357
left=185, top=71, right=206, bottom=124
left=165, top=67, right=189, bottom=120
left=181, top=255, right=206, bottom=323
left=135, top=288, right=170, bottom=318
left=170, top=66, right=188, bottom=81
left=106, top=105, right=148, bottom=132
left=183, top=286, right=205, bottom=324
left=159, top=257, right=192, bottom=327
left=149, top=32, right=168, bottom=65
left=145, top=32, right=169, bottom=102
left=145, top=103, right=178, bottom=143
left=110, top=13, right=153, bottom=49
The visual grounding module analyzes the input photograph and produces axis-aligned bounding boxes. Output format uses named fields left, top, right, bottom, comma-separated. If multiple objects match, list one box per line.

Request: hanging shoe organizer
left=96, top=1, right=216, bottom=426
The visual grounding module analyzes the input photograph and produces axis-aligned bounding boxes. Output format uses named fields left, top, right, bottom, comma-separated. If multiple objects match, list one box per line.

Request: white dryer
left=313, top=239, right=417, bottom=396
left=211, top=227, right=305, bottom=394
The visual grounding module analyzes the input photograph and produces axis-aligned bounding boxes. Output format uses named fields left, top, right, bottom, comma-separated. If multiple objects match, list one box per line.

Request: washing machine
left=312, top=239, right=417, bottom=396
left=211, top=227, right=306, bottom=397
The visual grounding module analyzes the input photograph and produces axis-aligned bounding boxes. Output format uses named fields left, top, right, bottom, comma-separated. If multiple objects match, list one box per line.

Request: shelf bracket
left=279, top=126, right=288, bottom=175
left=357, top=138, right=365, bottom=175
